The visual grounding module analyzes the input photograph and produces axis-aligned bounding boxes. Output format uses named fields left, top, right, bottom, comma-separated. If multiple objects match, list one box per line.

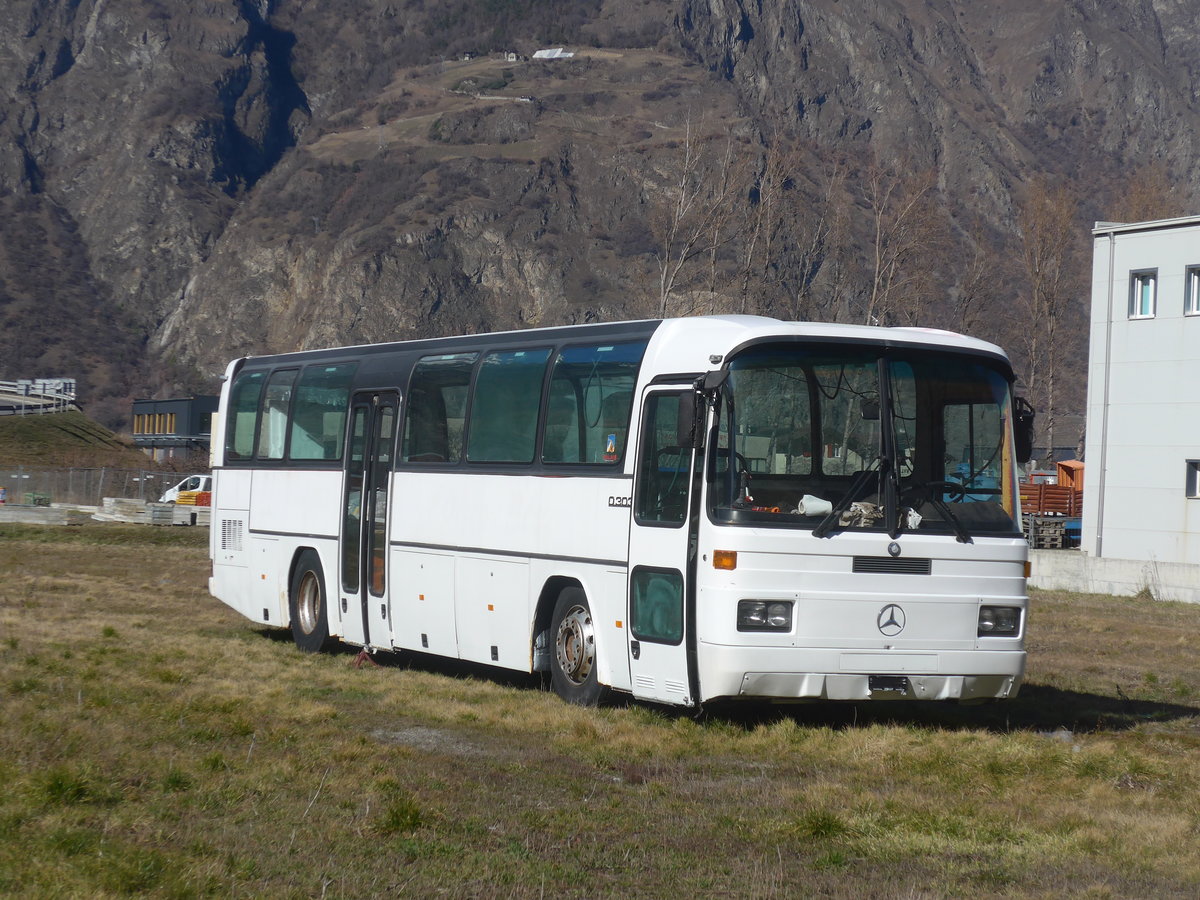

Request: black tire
left=289, top=549, right=331, bottom=653
left=549, top=587, right=607, bottom=706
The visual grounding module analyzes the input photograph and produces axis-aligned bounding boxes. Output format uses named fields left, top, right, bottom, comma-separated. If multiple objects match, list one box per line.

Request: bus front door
left=339, top=392, right=398, bottom=651
left=627, top=388, right=696, bottom=707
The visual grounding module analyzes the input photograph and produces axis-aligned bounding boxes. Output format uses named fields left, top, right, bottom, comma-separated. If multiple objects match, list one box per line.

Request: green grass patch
left=2, top=543, right=1200, bottom=895
left=0, top=522, right=209, bottom=548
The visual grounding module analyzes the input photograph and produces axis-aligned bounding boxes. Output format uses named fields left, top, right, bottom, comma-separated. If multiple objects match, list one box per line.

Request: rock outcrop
left=0, top=0, right=1197, bottom=426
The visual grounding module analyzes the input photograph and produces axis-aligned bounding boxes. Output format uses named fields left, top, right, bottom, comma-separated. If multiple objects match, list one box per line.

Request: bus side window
left=467, top=348, right=551, bottom=464
left=256, top=370, right=298, bottom=460
left=288, top=363, right=357, bottom=461
left=224, top=371, right=266, bottom=461
left=542, top=341, right=647, bottom=465
left=636, top=392, right=689, bottom=525
left=543, top=378, right=580, bottom=463
left=403, top=353, right=477, bottom=463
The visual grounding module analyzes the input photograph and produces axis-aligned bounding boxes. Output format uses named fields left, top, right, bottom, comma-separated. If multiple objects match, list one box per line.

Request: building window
left=1188, top=461, right=1200, bottom=499
left=1186, top=266, right=1200, bottom=316
left=1129, top=270, right=1157, bottom=319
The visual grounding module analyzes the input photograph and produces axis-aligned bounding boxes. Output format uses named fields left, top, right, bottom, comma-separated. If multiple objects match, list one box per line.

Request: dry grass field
left=2, top=523, right=1200, bottom=897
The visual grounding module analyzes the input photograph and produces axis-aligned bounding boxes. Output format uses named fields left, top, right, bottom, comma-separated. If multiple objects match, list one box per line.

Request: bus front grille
left=852, top=556, right=932, bottom=575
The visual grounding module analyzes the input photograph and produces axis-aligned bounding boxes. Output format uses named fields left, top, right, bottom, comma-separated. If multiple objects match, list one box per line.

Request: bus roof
left=227, top=315, right=1012, bottom=374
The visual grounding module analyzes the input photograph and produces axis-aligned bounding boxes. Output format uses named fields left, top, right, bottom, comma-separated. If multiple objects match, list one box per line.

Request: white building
left=1069, top=215, right=1200, bottom=600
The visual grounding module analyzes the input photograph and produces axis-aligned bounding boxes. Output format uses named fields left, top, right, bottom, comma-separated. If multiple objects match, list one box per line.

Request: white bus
left=209, top=316, right=1034, bottom=707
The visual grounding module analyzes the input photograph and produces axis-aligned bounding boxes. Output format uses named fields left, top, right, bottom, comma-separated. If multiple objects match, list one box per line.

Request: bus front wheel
left=550, top=587, right=606, bottom=706
left=289, top=549, right=331, bottom=653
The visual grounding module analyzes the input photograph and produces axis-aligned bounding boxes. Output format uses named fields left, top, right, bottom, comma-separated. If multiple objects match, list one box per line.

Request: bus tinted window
left=543, top=341, right=646, bottom=465
left=288, top=363, right=357, bottom=461
left=403, top=353, right=477, bottom=463
left=225, top=370, right=266, bottom=461
left=467, top=348, right=551, bottom=463
left=256, top=370, right=298, bottom=460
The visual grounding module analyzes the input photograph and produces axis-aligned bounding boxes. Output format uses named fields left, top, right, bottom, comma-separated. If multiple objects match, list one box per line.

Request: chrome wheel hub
left=555, top=605, right=595, bottom=685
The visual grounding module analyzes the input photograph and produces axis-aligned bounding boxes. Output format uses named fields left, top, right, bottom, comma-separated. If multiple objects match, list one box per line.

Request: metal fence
left=0, top=466, right=201, bottom=508
left=0, top=380, right=77, bottom=416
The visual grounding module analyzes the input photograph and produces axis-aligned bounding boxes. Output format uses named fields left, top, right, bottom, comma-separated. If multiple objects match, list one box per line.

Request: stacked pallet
left=1023, top=514, right=1066, bottom=549
left=0, top=505, right=91, bottom=525
left=95, top=498, right=177, bottom=525
left=171, top=505, right=211, bottom=526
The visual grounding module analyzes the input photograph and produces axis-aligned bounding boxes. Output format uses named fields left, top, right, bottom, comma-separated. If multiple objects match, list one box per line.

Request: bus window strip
left=227, top=343, right=650, bottom=470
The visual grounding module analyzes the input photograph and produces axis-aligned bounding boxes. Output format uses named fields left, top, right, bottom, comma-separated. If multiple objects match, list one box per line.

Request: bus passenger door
left=627, top=388, right=696, bottom=706
left=340, top=392, right=398, bottom=651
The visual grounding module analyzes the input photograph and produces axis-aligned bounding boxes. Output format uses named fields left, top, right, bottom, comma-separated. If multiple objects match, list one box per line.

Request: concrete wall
left=1030, top=549, right=1200, bottom=604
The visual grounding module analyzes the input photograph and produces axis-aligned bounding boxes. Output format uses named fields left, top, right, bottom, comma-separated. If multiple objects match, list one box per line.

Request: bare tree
left=791, top=161, right=850, bottom=322
left=1108, top=161, right=1180, bottom=224
left=1018, top=176, right=1082, bottom=460
left=861, top=161, right=947, bottom=327
left=733, top=137, right=793, bottom=315
left=649, top=118, right=747, bottom=317
left=951, top=221, right=1003, bottom=337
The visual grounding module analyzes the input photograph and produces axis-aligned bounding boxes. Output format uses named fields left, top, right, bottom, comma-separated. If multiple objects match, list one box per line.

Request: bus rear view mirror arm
left=678, top=370, right=728, bottom=448
left=1014, top=397, right=1035, bottom=464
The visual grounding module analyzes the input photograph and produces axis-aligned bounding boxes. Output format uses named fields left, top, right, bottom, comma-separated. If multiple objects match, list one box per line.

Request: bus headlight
left=978, top=606, right=1020, bottom=637
left=738, top=600, right=793, bottom=632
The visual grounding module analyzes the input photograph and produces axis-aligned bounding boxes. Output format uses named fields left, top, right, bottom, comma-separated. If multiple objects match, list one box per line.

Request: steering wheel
left=927, top=479, right=969, bottom=503
left=712, top=447, right=750, bottom=475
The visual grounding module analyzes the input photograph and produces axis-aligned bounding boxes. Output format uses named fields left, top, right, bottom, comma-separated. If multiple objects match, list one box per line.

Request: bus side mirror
left=680, top=370, right=727, bottom=448
left=676, top=393, right=704, bottom=448
left=1014, top=396, right=1035, bottom=464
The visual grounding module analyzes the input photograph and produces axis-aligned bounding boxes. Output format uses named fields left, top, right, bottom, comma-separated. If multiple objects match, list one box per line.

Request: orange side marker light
left=713, top=550, right=737, bottom=571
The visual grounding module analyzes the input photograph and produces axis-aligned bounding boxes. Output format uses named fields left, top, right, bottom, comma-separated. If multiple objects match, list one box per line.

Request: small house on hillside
left=1075, top=215, right=1200, bottom=598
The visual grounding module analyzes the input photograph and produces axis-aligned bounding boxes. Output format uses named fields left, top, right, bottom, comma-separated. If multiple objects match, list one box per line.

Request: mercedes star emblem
left=877, top=604, right=906, bottom=636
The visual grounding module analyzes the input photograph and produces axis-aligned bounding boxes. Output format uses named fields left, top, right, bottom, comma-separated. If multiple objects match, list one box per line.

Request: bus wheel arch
left=532, top=577, right=577, bottom=673
left=289, top=548, right=331, bottom=653
left=548, top=584, right=608, bottom=706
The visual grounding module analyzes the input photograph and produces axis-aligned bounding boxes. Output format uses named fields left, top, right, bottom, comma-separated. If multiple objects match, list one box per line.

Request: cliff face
left=678, top=0, right=1200, bottom=211
left=1, top=0, right=1197, bottom=425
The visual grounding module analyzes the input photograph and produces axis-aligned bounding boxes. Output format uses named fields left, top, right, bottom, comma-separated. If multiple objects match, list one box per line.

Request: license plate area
left=868, top=675, right=910, bottom=695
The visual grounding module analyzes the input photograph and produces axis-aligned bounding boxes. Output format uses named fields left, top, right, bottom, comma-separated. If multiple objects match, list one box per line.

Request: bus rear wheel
left=289, top=549, right=331, bottom=653
left=550, top=587, right=606, bottom=706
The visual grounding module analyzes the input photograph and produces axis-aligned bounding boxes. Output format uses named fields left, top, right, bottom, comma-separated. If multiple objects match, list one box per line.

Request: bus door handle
left=631, top=640, right=641, bottom=660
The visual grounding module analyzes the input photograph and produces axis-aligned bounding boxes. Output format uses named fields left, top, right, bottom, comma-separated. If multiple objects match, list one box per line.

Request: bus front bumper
left=697, top=644, right=1025, bottom=702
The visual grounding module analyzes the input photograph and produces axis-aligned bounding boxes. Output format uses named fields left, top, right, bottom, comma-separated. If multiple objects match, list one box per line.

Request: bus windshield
left=709, top=342, right=1021, bottom=537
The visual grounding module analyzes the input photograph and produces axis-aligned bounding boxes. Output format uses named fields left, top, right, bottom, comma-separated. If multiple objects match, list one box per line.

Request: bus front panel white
left=693, top=530, right=1027, bottom=702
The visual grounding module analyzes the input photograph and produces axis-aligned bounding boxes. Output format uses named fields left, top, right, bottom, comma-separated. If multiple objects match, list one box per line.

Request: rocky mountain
left=1, top=0, right=1197, bottom=434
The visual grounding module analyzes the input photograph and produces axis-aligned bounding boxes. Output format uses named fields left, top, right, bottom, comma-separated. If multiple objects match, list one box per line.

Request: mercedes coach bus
left=209, top=316, right=1034, bottom=708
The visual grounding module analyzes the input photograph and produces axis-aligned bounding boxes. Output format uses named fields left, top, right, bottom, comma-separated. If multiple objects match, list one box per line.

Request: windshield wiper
left=926, top=490, right=973, bottom=544
left=813, top=456, right=881, bottom=538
